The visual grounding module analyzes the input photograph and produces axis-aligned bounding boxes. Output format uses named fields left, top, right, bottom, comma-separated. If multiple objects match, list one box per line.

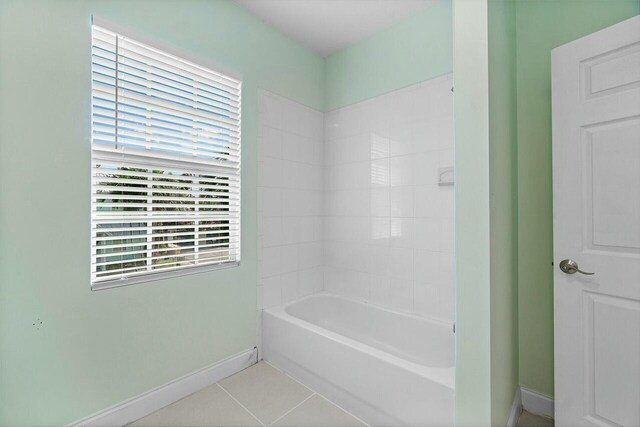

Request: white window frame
left=90, top=17, right=241, bottom=290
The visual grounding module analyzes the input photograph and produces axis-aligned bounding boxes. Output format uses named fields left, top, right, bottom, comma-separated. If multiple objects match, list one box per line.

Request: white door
left=552, top=15, right=640, bottom=427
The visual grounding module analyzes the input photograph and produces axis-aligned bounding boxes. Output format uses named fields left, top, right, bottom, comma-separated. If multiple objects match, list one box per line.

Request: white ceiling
left=234, top=0, right=438, bottom=57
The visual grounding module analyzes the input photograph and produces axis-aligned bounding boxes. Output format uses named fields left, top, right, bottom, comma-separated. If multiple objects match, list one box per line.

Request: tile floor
left=130, top=362, right=366, bottom=427
left=130, top=361, right=554, bottom=427
left=516, top=411, right=555, bottom=427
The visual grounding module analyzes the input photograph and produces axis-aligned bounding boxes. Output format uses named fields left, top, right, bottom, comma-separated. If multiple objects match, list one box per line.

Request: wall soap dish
left=438, top=167, right=454, bottom=186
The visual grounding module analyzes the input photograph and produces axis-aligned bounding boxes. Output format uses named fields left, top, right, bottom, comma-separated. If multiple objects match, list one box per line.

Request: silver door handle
left=559, top=259, right=594, bottom=275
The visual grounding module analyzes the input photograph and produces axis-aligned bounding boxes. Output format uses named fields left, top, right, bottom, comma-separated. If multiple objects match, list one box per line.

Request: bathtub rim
left=285, top=292, right=454, bottom=329
left=263, top=292, right=455, bottom=390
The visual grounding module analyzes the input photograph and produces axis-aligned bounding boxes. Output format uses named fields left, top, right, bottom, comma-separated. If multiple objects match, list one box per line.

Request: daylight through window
left=90, top=24, right=241, bottom=288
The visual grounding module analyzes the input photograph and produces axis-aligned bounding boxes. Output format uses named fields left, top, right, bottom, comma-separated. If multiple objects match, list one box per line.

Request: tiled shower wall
left=323, top=74, right=455, bottom=322
left=257, top=91, right=324, bottom=310
left=258, top=73, right=454, bottom=323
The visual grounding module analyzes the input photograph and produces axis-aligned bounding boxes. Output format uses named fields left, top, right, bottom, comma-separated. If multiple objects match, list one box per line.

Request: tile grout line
left=267, top=392, right=317, bottom=427
left=310, top=393, right=371, bottom=427
left=261, top=361, right=369, bottom=426
left=263, top=360, right=313, bottom=393
left=215, top=383, right=266, bottom=427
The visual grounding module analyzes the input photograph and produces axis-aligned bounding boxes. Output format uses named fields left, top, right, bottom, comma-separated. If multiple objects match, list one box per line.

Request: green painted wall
left=324, top=0, right=452, bottom=111
left=453, top=1, right=492, bottom=425
left=488, top=0, right=519, bottom=425
left=514, top=0, right=640, bottom=397
left=0, top=0, right=323, bottom=425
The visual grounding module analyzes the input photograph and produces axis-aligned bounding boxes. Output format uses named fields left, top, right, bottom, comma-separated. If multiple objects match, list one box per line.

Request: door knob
left=559, top=259, right=594, bottom=275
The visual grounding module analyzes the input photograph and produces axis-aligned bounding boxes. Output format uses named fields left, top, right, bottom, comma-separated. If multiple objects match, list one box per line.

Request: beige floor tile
left=219, top=362, right=313, bottom=425
left=272, top=394, right=366, bottom=427
left=129, top=383, right=262, bottom=427
left=517, top=411, right=554, bottom=427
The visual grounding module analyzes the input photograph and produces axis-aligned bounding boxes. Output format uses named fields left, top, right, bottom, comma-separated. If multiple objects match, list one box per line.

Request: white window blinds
left=91, top=24, right=241, bottom=288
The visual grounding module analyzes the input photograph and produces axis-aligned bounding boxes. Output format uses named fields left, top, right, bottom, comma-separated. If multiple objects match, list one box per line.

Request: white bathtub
left=262, top=293, right=454, bottom=426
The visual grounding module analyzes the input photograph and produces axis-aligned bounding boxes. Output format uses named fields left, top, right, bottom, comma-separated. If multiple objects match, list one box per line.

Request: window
left=90, top=23, right=241, bottom=289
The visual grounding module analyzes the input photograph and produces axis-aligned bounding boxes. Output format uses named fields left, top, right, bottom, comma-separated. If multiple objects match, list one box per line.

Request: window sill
left=90, top=261, right=240, bottom=291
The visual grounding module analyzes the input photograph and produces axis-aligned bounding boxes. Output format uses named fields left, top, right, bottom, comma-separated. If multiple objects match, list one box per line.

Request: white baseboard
left=521, top=387, right=554, bottom=419
left=70, top=348, right=258, bottom=427
left=507, top=387, right=523, bottom=427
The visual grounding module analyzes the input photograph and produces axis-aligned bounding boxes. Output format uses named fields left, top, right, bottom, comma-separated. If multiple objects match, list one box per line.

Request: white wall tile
left=259, top=125, right=282, bottom=160
left=258, top=92, right=324, bottom=313
left=414, top=151, right=439, bottom=187
left=388, top=124, right=415, bottom=157
left=322, top=74, right=454, bottom=318
left=440, top=145, right=454, bottom=162
left=281, top=131, right=301, bottom=162
left=413, top=249, right=441, bottom=284
left=260, top=187, right=283, bottom=217
left=281, top=271, right=299, bottom=303
left=262, top=276, right=282, bottom=309
left=439, top=252, right=455, bottom=286
left=390, top=155, right=415, bottom=187
left=262, top=217, right=283, bottom=247
left=370, top=215, right=391, bottom=246
left=298, top=137, right=316, bottom=164
left=295, top=164, right=315, bottom=191
left=281, top=244, right=299, bottom=274
left=414, top=185, right=438, bottom=219
left=370, top=245, right=390, bottom=275
left=259, top=75, right=454, bottom=321
left=295, top=217, right=314, bottom=243
left=389, top=247, right=413, bottom=280
left=369, top=132, right=390, bottom=159
left=282, top=189, right=304, bottom=216
left=390, top=217, right=415, bottom=248
left=281, top=100, right=303, bottom=135
left=370, top=188, right=390, bottom=217
left=299, top=242, right=322, bottom=270
left=260, top=158, right=284, bottom=188
left=297, top=271, right=315, bottom=297
left=370, top=158, right=390, bottom=188
left=281, top=216, right=301, bottom=245
left=437, top=187, right=455, bottom=220
left=410, top=121, right=437, bottom=153
left=413, top=218, right=440, bottom=251
left=299, top=267, right=324, bottom=295
left=323, top=267, right=342, bottom=292
left=440, top=220, right=455, bottom=254
left=261, top=246, right=281, bottom=278
left=390, top=186, right=415, bottom=217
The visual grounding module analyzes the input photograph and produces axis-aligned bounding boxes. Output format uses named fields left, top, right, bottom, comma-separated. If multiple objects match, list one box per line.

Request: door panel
left=552, top=15, right=640, bottom=427
left=589, top=118, right=640, bottom=251
left=585, top=292, right=640, bottom=426
left=582, top=42, right=640, bottom=99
